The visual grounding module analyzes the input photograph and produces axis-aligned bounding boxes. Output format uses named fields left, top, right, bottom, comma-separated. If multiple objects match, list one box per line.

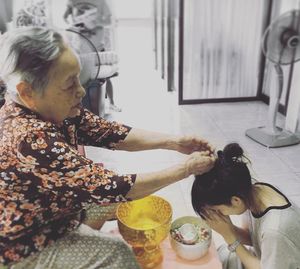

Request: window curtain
left=182, top=0, right=265, bottom=100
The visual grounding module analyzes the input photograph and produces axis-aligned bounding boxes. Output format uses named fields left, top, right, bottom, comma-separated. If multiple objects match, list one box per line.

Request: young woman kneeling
left=191, top=143, right=300, bottom=269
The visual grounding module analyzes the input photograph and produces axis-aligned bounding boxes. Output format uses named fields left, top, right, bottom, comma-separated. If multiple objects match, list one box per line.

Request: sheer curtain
left=183, top=0, right=265, bottom=100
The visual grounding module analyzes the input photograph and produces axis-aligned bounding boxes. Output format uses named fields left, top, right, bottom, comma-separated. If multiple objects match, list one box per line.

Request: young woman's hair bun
left=222, top=143, right=243, bottom=164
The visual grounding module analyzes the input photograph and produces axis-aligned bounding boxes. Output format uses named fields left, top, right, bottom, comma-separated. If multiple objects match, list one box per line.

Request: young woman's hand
left=206, top=211, right=261, bottom=269
left=174, top=135, right=215, bottom=155
left=205, top=211, right=237, bottom=243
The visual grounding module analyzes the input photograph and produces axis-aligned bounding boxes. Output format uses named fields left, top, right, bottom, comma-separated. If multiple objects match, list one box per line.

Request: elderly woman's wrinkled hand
left=185, top=152, right=216, bottom=176
left=175, top=135, right=215, bottom=155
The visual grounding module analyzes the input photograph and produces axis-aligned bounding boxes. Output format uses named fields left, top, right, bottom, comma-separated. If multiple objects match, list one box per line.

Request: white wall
left=48, top=0, right=69, bottom=28
left=113, top=0, right=153, bottom=19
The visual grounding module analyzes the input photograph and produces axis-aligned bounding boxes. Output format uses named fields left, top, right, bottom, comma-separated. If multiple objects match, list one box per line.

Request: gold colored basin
left=117, top=195, right=172, bottom=269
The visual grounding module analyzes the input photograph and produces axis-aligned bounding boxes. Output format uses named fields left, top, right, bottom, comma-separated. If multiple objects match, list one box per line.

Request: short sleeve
left=260, top=230, right=299, bottom=269
left=18, top=130, right=136, bottom=211
left=77, top=108, right=132, bottom=149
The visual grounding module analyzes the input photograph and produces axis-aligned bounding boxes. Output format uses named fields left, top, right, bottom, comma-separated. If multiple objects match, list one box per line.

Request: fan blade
left=262, top=9, right=300, bottom=65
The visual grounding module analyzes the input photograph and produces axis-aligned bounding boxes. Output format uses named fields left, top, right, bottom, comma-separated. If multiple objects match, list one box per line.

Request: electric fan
left=246, top=9, right=300, bottom=147
left=65, top=28, right=119, bottom=117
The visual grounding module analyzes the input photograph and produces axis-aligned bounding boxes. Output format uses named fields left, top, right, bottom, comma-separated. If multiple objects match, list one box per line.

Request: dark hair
left=191, top=143, right=252, bottom=219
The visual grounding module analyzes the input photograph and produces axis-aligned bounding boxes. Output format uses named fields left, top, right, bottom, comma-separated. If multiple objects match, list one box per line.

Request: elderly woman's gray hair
left=0, top=27, right=65, bottom=94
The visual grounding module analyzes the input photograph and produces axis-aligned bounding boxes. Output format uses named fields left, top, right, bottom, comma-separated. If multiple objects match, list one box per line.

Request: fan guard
left=246, top=9, right=300, bottom=147
left=262, top=10, right=300, bottom=65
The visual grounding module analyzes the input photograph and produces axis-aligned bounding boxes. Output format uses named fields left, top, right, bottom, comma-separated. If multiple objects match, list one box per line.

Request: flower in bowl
left=169, top=216, right=212, bottom=261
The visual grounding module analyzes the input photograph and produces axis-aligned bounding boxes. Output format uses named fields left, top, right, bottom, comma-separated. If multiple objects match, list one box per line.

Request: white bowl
left=169, top=216, right=212, bottom=261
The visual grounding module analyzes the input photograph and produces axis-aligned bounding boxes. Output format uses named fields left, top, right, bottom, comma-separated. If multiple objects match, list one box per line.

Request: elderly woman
left=0, top=27, right=215, bottom=269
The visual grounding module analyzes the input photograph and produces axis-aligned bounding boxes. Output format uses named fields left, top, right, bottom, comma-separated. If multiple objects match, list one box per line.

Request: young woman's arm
left=232, top=225, right=252, bottom=246
left=207, top=211, right=252, bottom=245
left=223, top=233, right=260, bottom=269
left=233, top=245, right=260, bottom=269
left=207, top=212, right=260, bottom=269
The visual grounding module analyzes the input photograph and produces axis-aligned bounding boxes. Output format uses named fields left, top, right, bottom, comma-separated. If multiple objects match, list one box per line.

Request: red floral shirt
left=0, top=101, right=136, bottom=265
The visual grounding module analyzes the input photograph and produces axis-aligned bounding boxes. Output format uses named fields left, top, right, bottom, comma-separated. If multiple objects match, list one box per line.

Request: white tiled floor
left=85, top=20, right=300, bottom=247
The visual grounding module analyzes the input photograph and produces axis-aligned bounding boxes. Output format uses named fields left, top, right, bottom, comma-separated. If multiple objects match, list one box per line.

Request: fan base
left=245, top=126, right=300, bottom=148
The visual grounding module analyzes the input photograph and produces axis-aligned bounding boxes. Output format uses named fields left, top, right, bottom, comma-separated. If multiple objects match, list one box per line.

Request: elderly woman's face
left=33, top=45, right=85, bottom=123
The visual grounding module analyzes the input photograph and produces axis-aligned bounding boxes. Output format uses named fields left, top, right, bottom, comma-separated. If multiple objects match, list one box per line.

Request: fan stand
left=246, top=64, right=300, bottom=148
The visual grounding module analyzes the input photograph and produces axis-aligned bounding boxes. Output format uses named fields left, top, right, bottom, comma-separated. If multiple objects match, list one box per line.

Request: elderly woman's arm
left=115, top=128, right=214, bottom=154
left=19, top=130, right=214, bottom=207
left=76, top=108, right=214, bottom=155
left=77, top=108, right=214, bottom=154
left=126, top=152, right=214, bottom=199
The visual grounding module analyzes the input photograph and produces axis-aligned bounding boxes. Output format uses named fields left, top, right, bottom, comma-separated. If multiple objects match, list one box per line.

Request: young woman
left=191, top=143, right=300, bottom=269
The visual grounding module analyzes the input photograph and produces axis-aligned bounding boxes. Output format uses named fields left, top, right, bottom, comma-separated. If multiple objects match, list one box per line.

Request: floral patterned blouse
left=0, top=100, right=136, bottom=265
